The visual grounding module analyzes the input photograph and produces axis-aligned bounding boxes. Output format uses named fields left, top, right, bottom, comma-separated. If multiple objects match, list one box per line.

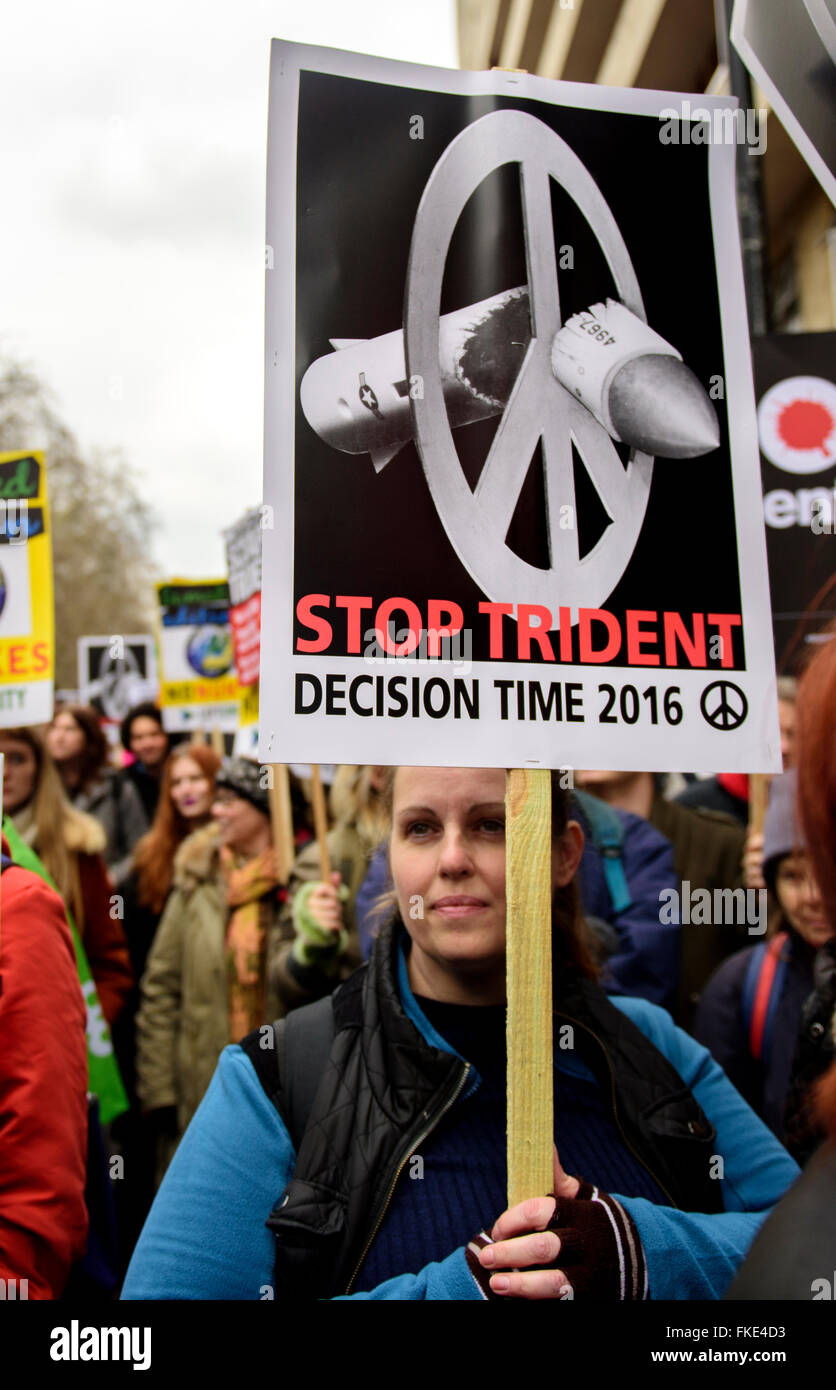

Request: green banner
left=2, top=816, right=129, bottom=1124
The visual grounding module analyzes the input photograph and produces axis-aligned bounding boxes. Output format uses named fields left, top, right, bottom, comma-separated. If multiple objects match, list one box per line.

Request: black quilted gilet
left=241, top=920, right=722, bottom=1299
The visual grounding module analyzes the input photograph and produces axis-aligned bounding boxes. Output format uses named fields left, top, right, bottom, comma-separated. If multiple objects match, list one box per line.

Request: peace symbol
left=700, top=680, right=748, bottom=731
left=403, top=109, right=654, bottom=613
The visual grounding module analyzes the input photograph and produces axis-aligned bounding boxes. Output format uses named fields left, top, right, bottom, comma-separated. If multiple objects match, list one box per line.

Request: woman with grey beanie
left=136, top=758, right=299, bottom=1180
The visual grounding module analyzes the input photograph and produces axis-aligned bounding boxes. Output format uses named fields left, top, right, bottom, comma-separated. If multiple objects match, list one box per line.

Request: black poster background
left=753, top=332, right=836, bottom=674
left=292, top=71, right=743, bottom=668
left=82, top=642, right=152, bottom=720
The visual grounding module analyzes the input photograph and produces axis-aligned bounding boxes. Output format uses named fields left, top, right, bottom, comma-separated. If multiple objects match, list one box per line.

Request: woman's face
left=390, top=766, right=583, bottom=1003
left=129, top=716, right=169, bottom=769
left=211, top=787, right=270, bottom=857
left=169, top=756, right=213, bottom=821
left=0, top=736, right=38, bottom=813
left=46, top=712, right=86, bottom=764
left=775, top=852, right=833, bottom=950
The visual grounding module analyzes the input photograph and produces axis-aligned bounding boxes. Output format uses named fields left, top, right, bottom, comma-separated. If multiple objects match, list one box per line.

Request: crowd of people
left=1, top=641, right=835, bottom=1301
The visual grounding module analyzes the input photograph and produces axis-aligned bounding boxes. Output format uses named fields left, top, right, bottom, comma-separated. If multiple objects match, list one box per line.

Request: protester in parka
left=136, top=758, right=305, bottom=1171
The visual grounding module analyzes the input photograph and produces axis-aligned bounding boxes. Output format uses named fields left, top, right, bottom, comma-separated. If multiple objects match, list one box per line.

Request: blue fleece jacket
left=122, top=958, right=799, bottom=1302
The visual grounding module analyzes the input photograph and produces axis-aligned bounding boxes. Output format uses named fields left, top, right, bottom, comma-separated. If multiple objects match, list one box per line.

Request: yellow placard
left=0, top=451, right=54, bottom=725
left=238, top=681, right=260, bottom=727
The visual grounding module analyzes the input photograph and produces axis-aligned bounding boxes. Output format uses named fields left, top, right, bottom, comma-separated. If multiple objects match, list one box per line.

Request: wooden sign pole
left=191, top=728, right=207, bottom=746
left=310, top=764, right=332, bottom=880
left=505, top=767, right=553, bottom=1207
left=748, top=771, right=769, bottom=835
left=210, top=726, right=225, bottom=758
left=268, top=764, right=295, bottom=884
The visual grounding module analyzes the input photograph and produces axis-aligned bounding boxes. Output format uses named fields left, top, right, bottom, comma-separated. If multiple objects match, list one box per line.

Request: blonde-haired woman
left=0, top=725, right=133, bottom=1025
left=268, top=765, right=386, bottom=1009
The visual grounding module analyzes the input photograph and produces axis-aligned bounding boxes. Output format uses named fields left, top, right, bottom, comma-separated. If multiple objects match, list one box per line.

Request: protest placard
left=224, top=507, right=262, bottom=739
left=732, top=0, right=836, bottom=206
left=754, top=332, right=836, bottom=671
left=77, top=634, right=159, bottom=722
left=0, top=451, right=54, bottom=727
left=260, top=43, right=779, bottom=774
left=155, top=579, right=239, bottom=733
left=224, top=507, right=262, bottom=690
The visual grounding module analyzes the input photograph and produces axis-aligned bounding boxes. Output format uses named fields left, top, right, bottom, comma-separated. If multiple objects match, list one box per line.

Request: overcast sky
left=0, top=1, right=457, bottom=578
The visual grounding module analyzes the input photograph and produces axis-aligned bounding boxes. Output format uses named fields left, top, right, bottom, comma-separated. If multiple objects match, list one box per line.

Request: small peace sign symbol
left=700, top=680, right=748, bottom=731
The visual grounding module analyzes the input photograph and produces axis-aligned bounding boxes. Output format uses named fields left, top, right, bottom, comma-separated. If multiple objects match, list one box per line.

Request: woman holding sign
left=123, top=765, right=798, bottom=1300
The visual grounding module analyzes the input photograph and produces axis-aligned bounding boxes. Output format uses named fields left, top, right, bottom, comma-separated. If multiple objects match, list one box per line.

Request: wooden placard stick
left=506, top=767, right=553, bottom=1207
left=487, top=60, right=555, bottom=1205
left=748, top=772, right=769, bottom=835
left=268, top=764, right=295, bottom=884
left=310, top=764, right=332, bottom=881
left=210, top=726, right=225, bottom=757
left=191, top=728, right=207, bottom=746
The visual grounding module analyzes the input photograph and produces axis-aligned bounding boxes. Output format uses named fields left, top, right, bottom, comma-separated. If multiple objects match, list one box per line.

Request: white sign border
left=261, top=41, right=780, bottom=773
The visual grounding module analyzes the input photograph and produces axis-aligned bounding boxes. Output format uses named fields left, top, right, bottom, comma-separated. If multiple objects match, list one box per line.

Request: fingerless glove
left=466, top=1180, right=649, bottom=1301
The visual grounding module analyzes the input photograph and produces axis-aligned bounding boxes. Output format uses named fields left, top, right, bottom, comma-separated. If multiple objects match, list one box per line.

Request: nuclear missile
left=300, top=287, right=719, bottom=468
left=300, top=287, right=529, bottom=472
left=550, top=299, right=720, bottom=458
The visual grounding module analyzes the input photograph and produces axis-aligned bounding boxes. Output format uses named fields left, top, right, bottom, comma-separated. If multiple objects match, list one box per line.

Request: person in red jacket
left=0, top=845, right=89, bottom=1298
left=0, top=725, right=133, bottom=1025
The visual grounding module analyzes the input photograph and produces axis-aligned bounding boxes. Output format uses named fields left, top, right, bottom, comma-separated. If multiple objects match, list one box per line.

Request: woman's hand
left=472, top=1148, right=579, bottom=1299
left=467, top=1145, right=648, bottom=1300
left=305, top=872, right=345, bottom=935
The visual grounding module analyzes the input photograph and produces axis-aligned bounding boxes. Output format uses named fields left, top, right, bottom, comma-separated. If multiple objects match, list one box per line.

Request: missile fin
left=368, top=442, right=403, bottom=473
left=329, top=338, right=367, bottom=350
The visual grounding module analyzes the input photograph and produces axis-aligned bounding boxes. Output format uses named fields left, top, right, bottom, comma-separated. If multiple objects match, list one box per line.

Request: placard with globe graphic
left=155, top=579, right=240, bottom=733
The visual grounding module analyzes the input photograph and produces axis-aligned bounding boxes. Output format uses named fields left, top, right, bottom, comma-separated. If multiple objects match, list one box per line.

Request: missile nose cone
left=608, top=355, right=720, bottom=458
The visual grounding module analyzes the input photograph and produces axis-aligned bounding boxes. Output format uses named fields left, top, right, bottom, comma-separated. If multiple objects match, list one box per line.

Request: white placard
left=260, top=42, right=780, bottom=773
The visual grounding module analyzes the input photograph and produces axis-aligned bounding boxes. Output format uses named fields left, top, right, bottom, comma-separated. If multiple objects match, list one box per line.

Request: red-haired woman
left=112, top=743, right=220, bottom=1267
left=729, top=632, right=836, bottom=1298
left=122, top=745, right=222, bottom=985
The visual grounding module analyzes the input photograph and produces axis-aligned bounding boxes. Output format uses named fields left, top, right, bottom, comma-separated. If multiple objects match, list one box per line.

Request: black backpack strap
left=241, top=996, right=336, bottom=1151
